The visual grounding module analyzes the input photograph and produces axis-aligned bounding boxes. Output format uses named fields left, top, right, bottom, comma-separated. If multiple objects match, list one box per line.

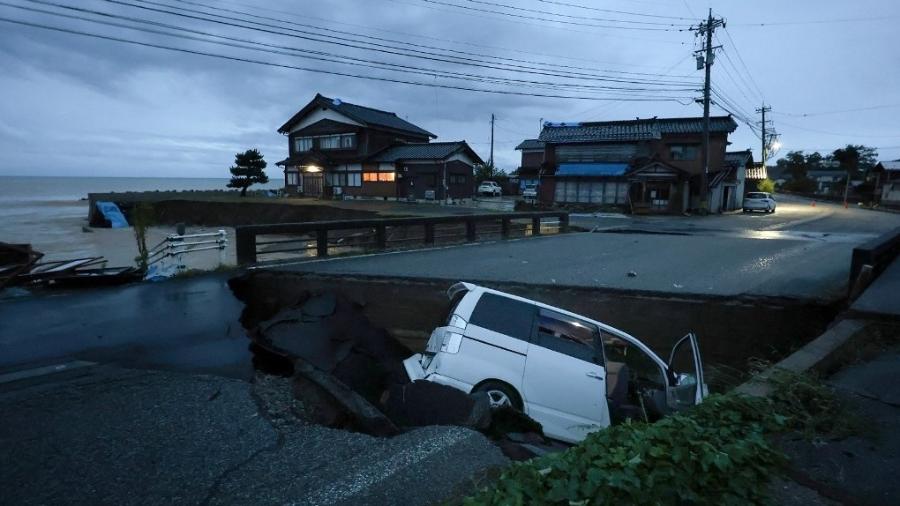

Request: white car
left=477, top=181, right=502, bottom=197
left=403, top=283, right=707, bottom=443
left=522, top=184, right=538, bottom=199
left=743, top=192, right=776, bottom=213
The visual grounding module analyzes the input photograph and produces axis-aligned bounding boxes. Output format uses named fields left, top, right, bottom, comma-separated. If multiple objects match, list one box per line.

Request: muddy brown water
left=230, top=271, right=841, bottom=389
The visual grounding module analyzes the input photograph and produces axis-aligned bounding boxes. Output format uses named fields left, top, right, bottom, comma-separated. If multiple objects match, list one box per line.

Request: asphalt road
left=0, top=365, right=506, bottom=506
left=275, top=196, right=900, bottom=301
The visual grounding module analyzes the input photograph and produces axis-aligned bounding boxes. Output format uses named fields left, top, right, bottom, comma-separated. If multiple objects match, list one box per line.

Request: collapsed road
left=233, top=278, right=558, bottom=458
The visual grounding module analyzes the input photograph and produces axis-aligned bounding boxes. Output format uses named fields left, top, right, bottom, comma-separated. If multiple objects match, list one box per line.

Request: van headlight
left=440, top=331, right=463, bottom=354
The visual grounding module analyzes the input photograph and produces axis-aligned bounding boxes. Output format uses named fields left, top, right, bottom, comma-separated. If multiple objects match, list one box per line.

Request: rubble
left=230, top=272, right=553, bottom=459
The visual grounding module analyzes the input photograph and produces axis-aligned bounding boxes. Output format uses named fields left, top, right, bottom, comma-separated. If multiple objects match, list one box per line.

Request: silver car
left=743, top=192, right=776, bottom=213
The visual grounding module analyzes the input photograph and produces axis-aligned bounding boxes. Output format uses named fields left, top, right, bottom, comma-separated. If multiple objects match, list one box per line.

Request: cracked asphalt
left=0, top=365, right=507, bottom=506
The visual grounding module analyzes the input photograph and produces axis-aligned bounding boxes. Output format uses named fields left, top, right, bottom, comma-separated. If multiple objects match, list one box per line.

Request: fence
left=235, top=211, right=569, bottom=265
left=147, top=230, right=228, bottom=277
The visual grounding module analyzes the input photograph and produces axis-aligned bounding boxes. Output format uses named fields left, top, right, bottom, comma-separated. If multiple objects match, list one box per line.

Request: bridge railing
left=235, top=211, right=569, bottom=265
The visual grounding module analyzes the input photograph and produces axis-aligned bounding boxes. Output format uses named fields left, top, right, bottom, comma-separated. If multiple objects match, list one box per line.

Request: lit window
left=364, top=172, right=395, bottom=182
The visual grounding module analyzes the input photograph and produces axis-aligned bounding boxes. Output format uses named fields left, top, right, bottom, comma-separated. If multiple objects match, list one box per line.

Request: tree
left=474, top=161, right=506, bottom=182
left=781, top=151, right=808, bottom=181
left=756, top=178, right=776, bottom=193
left=832, top=144, right=878, bottom=179
left=227, top=149, right=269, bottom=197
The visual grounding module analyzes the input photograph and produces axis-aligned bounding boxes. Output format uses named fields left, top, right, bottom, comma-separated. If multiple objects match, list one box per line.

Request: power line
left=773, top=104, right=900, bottom=117
left=10, top=1, right=698, bottom=96
left=732, top=15, right=900, bottom=27
left=101, top=0, right=696, bottom=86
left=776, top=120, right=900, bottom=139
left=721, top=26, right=765, bottom=100
left=168, top=0, right=695, bottom=79
left=449, top=0, right=687, bottom=26
left=536, top=0, right=693, bottom=20
left=404, top=0, right=690, bottom=30
left=0, top=16, right=693, bottom=103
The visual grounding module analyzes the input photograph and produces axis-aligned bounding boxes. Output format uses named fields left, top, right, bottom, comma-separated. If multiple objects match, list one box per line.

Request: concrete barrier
left=848, top=225, right=900, bottom=298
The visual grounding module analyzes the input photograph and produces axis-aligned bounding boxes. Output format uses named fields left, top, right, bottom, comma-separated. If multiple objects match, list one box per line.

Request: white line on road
left=0, top=360, right=97, bottom=385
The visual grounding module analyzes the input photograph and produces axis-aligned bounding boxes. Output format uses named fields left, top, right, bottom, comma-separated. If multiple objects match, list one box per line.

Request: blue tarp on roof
left=556, top=163, right=628, bottom=177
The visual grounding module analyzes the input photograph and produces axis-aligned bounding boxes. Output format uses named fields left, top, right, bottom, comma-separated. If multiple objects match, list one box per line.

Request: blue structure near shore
left=95, top=201, right=128, bottom=228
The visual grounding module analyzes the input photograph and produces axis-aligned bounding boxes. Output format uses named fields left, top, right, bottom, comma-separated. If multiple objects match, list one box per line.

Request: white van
left=403, top=282, right=706, bottom=443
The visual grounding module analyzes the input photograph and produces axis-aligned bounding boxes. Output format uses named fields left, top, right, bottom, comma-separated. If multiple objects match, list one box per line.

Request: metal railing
left=235, top=211, right=569, bottom=265
left=147, top=230, right=228, bottom=276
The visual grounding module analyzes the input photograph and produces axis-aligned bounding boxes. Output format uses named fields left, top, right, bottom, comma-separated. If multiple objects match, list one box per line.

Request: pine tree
left=227, top=149, right=269, bottom=197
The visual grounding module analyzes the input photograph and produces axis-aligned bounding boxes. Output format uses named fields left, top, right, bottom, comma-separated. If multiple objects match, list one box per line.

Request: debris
left=627, top=271, right=637, bottom=277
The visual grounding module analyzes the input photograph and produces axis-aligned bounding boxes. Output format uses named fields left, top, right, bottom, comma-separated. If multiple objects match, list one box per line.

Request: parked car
left=477, top=181, right=502, bottom=197
left=522, top=184, right=538, bottom=199
left=743, top=192, right=776, bottom=213
left=403, top=282, right=707, bottom=443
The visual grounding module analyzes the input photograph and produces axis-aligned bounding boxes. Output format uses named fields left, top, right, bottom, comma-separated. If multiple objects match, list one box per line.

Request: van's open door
left=666, top=333, right=706, bottom=409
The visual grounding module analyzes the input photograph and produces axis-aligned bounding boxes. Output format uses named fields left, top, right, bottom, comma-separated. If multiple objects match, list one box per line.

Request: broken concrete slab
left=302, top=292, right=337, bottom=317
left=382, top=380, right=491, bottom=430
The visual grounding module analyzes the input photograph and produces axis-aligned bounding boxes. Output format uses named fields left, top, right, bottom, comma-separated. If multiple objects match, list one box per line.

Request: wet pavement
left=0, top=272, right=252, bottom=378
left=276, top=232, right=854, bottom=300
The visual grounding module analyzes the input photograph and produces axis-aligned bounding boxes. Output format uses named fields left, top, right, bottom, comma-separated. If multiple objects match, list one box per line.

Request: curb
left=735, top=319, right=868, bottom=397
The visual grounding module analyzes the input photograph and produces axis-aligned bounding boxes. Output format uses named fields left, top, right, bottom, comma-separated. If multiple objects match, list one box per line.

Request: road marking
left=0, top=360, right=97, bottom=385
left=296, top=429, right=474, bottom=506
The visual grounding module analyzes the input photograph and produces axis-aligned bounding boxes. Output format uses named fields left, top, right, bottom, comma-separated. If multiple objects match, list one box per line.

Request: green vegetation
left=131, top=202, right=154, bottom=271
left=756, top=178, right=776, bottom=193
left=465, top=371, right=863, bottom=506
left=228, top=148, right=269, bottom=197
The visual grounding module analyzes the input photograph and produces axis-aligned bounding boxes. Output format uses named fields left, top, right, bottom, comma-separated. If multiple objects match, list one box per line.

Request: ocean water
left=0, top=176, right=278, bottom=265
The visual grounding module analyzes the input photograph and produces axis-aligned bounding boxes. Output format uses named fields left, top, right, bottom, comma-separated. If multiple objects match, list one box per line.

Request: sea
left=0, top=175, right=281, bottom=265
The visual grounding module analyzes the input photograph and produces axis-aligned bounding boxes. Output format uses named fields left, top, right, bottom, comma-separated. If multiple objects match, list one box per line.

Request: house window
left=363, top=172, right=395, bottom=182
left=294, top=137, right=312, bottom=152
left=286, top=171, right=299, bottom=186
left=326, top=172, right=362, bottom=187
left=449, top=174, right=467, bottom=185
left=670, top=144, right=699, bottom=161
left=340, top=134, right=355, bottom=148
left=319, top=135, right=340, bottom=149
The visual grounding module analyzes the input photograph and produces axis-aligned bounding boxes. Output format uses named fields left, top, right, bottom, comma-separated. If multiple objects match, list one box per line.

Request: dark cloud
left=1, top=0, right=899, bottom=178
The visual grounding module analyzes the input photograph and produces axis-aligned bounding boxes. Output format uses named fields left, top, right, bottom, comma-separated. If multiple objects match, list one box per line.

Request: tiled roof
left=515, top=139, right=545, bottom=150
left=369, top=141, right=483, bottom=164
left=278, top=94, right=435, bottom=138
left=725, top=150, right=754, bottom=168
left=877, top=161, right=900, bottom=171
left=538, top=116, right=738, bottom=143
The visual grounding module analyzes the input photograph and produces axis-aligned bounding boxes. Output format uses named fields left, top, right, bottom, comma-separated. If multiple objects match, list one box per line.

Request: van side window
left=534, top=308, right=601, bottom=364
left=468, top=293, right=535, bottom=340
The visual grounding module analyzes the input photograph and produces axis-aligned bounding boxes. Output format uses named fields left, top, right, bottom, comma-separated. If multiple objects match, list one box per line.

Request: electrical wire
left=98, top=0, right=697, bottom=86
left=536, top=0, right=693, bottom=21
left=0, top=16, right=693, bottom=103
left=7, top=1, right=698, bottom=96
left=167, top=0, right=695, bottom=79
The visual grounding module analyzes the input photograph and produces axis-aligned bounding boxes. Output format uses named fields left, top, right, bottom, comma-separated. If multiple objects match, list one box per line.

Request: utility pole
left=756, top=104, right=772, bottom=170
left=694, top=9, right=725, bottom=213
left=489, top=113, right=495, bottom=171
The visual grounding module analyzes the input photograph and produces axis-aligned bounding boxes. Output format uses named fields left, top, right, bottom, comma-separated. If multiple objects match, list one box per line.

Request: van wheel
left=474, top=381, right=522, bottom=410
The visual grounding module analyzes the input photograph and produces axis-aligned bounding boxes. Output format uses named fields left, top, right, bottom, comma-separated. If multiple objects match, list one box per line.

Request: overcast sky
left=1, top=0, right=898, bottom=178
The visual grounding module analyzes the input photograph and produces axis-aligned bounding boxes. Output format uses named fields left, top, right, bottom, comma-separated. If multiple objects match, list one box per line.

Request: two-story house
left=517, top=116, right=739, bottom=214
left=275, top=94, right=480, bottom=201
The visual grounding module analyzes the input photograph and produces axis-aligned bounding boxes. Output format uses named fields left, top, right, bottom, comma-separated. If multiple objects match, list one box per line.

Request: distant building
left=275, top=94, right=480, bottom=201
left=873, top=160, right=900, bottom=206
left=515, top=116, right=739, bottom=214
left=806, top=169, right=847, bottom=195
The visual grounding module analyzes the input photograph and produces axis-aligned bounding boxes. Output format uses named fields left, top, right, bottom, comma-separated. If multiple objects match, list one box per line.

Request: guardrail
left=848, top=225, right=900, bottom=298
left=146, top=230, right=228, bottom=277
left=235, top=211, right=569, bottom=265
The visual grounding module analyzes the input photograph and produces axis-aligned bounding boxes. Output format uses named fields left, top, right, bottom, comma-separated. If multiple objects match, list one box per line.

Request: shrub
left=465, top=393, right=786, bottom=506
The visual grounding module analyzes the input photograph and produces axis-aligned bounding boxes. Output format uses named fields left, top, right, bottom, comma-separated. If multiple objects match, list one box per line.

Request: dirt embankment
left=90, top=199, right=379, bottom=227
